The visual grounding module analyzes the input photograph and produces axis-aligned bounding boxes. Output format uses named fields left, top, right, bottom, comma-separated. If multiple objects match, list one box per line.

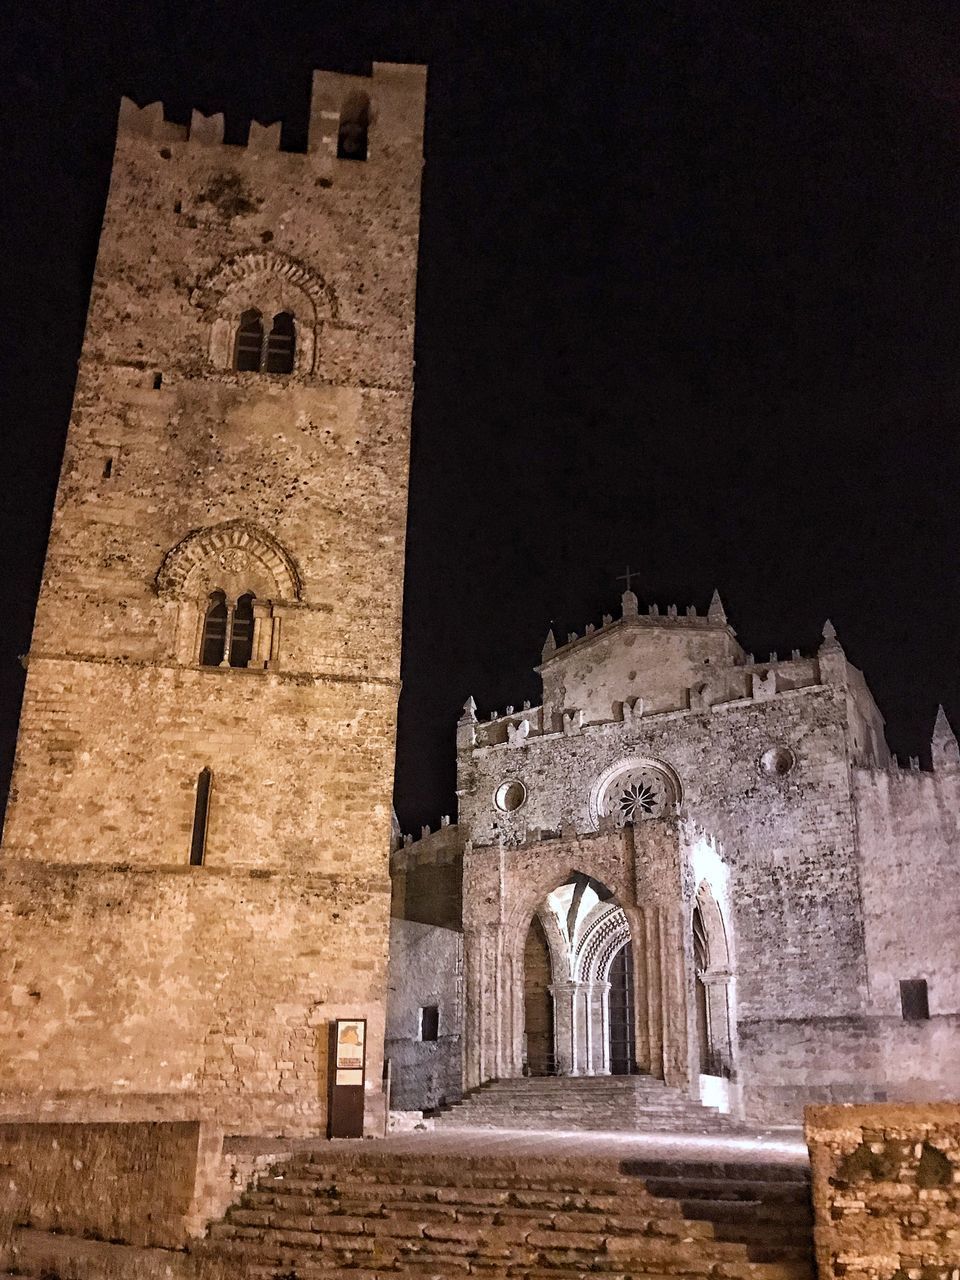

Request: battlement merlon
left=117, top=61, right=426, bottom=160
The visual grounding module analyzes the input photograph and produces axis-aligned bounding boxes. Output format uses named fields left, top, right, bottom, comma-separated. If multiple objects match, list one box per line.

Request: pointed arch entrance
left=692, top=881, right=733, bottom=1078
left=521, top=872, right=638, bottom=1077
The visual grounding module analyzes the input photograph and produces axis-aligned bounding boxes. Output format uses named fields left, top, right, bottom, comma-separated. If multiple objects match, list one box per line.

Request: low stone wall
left=0, top=1120, right=254, bottom=1247
left=805, top=1102, right=960, bottom=1280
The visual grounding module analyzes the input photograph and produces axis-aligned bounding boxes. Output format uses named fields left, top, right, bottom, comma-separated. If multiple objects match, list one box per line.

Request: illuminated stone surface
left=0, top=63, right=426, bottom=1135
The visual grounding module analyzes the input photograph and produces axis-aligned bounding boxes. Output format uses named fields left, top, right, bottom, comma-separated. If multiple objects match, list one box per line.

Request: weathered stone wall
left=391, top=823, right=463, bottom=928
left=855, top=768, right=960, bottom=1022
left=805, top=1102, right=960, bottom=1280
left=0, top=864, right=389, bottom=1134
left=5, top=663, right=399, bottom=869
left=0, top=62, right=426, bottom=1131
left=385, top=919, right=463, bottom=1110
left=0, top=1121, right=204, bottom=1246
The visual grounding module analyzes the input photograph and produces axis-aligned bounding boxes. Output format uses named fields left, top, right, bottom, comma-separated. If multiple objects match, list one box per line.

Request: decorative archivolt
left=192, top=251, right=337, bottom=375
left=192, top=250, right=338, bottom=320
left=574, top=901, right=631, bottom=984
left=156, top=520, right=303, bottom=603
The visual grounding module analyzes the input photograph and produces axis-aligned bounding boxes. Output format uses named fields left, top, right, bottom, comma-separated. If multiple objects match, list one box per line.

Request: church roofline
left=535, top=605, right=739, bottom=674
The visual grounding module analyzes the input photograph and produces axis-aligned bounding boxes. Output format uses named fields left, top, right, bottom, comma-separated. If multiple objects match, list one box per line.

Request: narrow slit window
left=153, top=372, right=163, bottom=389
left=234, top=309, right=264, bottom=371
left=102, top=457, right=113, bottom=479
left=420, top=1005, right=439, bottom=1042
left=230, top=593, right=255, bottom=667
left=337, top=91, right=370, bottom=161
left=264, top=312, right=295, bottom=374
left=190, top=767, right=212, bottom=866
left=900, top=978, right=930, bottom=1021
left=200, top=591, right=228, bottom=666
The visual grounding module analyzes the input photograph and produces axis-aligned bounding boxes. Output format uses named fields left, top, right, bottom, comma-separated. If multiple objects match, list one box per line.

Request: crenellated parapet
left=391, top=816, right=461, bottom=875
left=457, top=594, right=895, bottom=777
left=459, top=652, right=831, bottom=756
left=116, top=61, right=427, bottom=160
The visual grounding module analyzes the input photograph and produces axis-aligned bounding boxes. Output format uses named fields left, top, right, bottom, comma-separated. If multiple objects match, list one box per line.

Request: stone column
left=462, top=929, right=482, bottom=1090
left=598, top=980, right=611, bottom=1075
left=550, top=979, right=579, bottom=1075
left=583, top=983, right=594, bottom=1076
left=219, top=602, right=235, bottom=667
left=643, top=906, right=664, bottom=1079
left=660, top=905, right=690, bottom=1089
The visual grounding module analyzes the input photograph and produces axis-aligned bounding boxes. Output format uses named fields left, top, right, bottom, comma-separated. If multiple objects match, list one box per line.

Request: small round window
left=495, top=780, right=527, bottom=812
left=760, top=746, right=796, bottom=777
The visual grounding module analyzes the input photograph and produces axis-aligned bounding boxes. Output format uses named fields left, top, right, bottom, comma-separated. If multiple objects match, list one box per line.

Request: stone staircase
left=432, top=1074, right=737, bottom=1133
left=202, top=1147, right=814, bottom=1278
left=1, top=1145, right=814, bottom=1279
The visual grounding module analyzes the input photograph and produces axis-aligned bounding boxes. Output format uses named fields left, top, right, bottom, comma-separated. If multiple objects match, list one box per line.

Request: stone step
left=678, top=1198, right=813, bottom=1225
left=644, top=1177, right=810, bottom=1204
left=0, top=1144, right=813, bottom=1280
left=432, top=1074, right=737, bottom=1136
left=620, top=1159, right=810, bottom=1185
left=205, top=1232, right=773, bottom=1268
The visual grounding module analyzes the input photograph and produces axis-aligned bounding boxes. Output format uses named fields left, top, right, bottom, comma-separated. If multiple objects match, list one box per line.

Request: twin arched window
left=200, top=591, right=257, bottom=668
left=233, top=309, right=295, bottom=374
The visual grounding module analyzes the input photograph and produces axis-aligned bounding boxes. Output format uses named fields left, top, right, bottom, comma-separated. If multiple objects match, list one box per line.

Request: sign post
left=327, top=1017, right=366, bottom=1138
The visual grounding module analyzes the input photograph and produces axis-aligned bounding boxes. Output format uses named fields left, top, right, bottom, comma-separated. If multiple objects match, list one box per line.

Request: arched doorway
left=692, top=882, right=733, bottom=1077
left=522, top=872, right=637, bottom=1077
left=523, top=915, right=555, bottom=1075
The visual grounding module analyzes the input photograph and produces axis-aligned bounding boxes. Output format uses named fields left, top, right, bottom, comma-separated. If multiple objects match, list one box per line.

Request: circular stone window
left=495, top=780, right=527, bottom=812
left=760, top=746, right=796, bottom=777
left=602, top=765, right=673, bottom=825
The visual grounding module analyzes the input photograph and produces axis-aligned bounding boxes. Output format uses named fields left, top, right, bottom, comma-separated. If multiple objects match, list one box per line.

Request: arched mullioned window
left=200, top=592, right=228, bottom=666
left=337, top=91, right=370, bottom=160
left=234, top=309, right=264, bottom=371
left=232, top=309, right=295, bottom=374
left=199, top=591, right=257, bottom=668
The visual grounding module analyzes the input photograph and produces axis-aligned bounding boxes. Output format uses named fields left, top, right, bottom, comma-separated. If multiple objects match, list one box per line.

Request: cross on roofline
left=617, top=565, right=639, bottom=593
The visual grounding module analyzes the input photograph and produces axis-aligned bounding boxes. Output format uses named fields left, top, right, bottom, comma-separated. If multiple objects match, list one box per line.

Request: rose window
left=603, top=766, right=672, bottom=824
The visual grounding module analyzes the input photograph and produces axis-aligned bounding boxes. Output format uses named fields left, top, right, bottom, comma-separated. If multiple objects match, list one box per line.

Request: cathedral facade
left=0, top=64, right=425, bottom=1135
left=389, top=588, right=960, bottom=1123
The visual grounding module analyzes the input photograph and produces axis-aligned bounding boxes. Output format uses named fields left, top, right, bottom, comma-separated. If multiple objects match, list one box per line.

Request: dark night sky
left=2, top=1, right=959, bottom=834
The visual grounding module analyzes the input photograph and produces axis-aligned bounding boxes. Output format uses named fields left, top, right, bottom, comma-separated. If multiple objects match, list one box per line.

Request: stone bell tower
left=0, top=63, right=426, bottom=1134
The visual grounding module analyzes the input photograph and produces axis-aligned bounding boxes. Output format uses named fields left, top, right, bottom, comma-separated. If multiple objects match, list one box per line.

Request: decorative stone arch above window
left=157, top=520, right=302, bottom=602
left=192, top=251, right=338, bottom=375
left=588, top=756, right=682, bottom=829
left=157, top=521, right=302, bottom=670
